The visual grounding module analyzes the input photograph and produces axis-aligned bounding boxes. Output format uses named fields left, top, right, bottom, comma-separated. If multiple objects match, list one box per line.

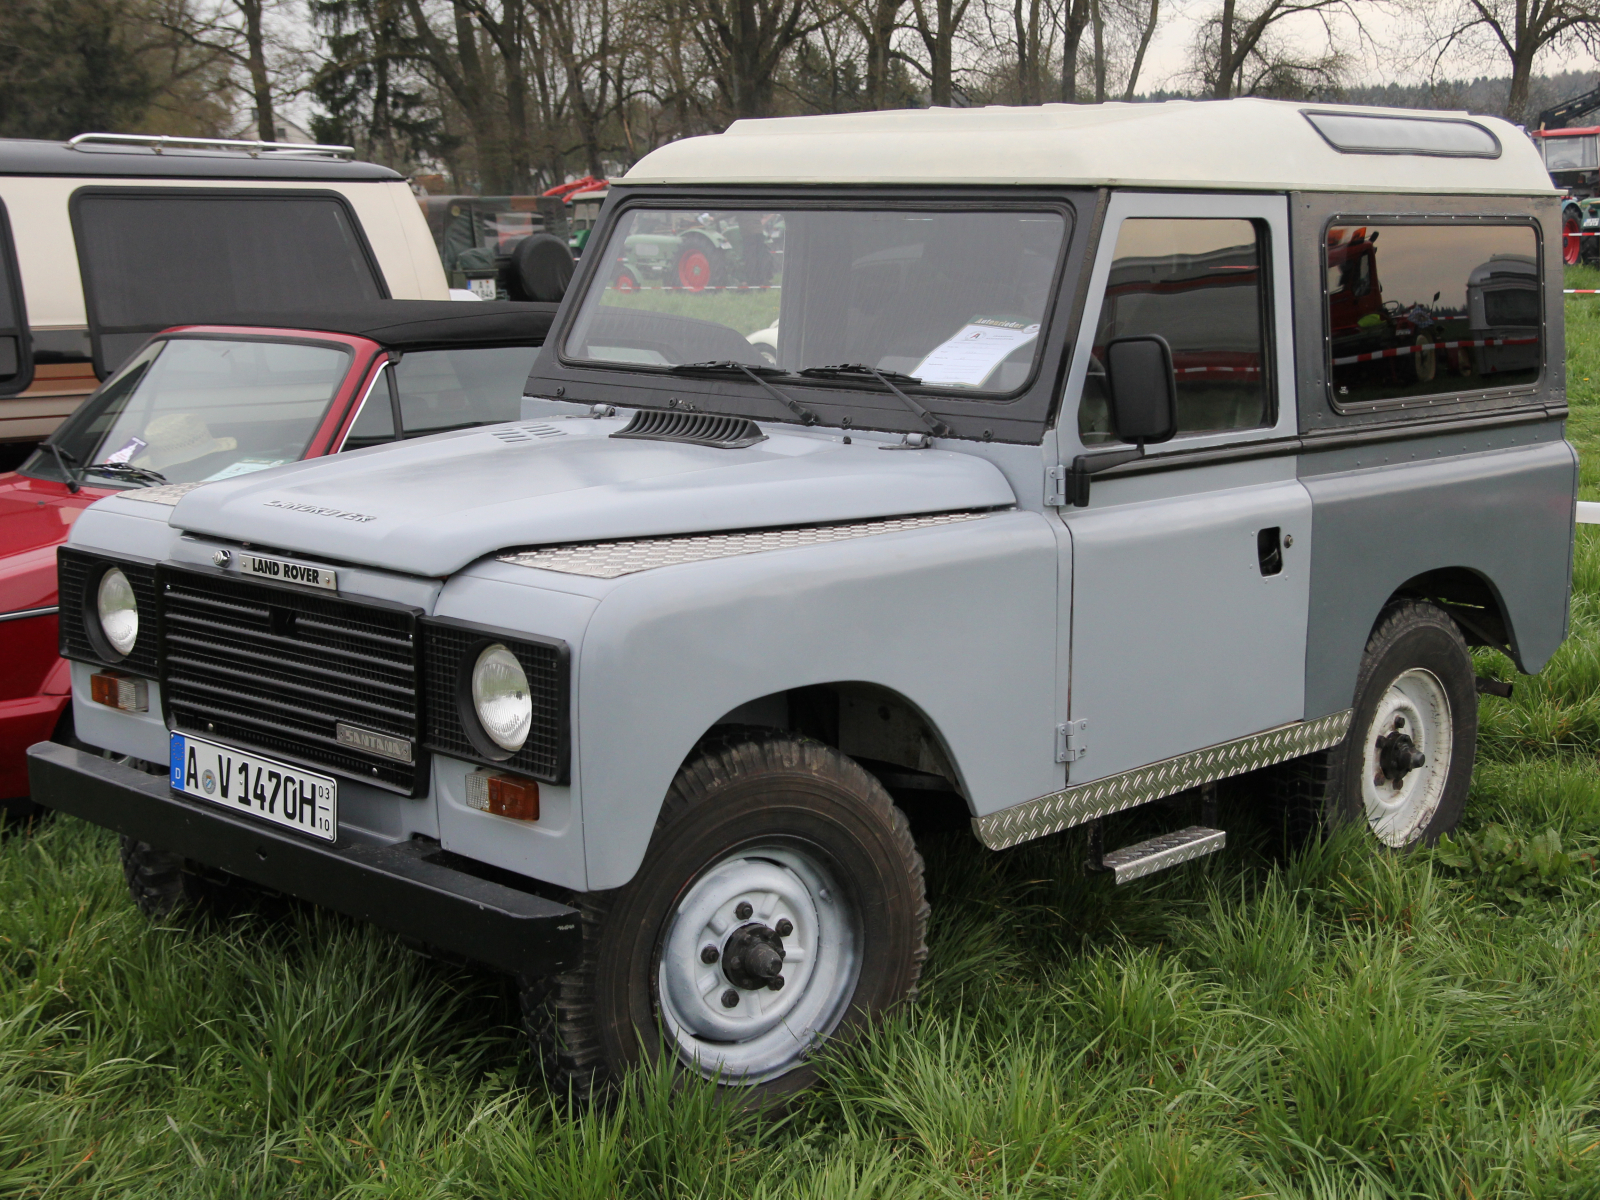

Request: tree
left=161, top=0, right=304, bottom=140
left=1193, top=0, right=1357, bottom=99
left=0, top=0, right=156, bottom=138
left=909, top=0, right=973, bottom=105
left=686, top=0, right=823, bottom=119
left=1421, top=0, right=1600, bottom=124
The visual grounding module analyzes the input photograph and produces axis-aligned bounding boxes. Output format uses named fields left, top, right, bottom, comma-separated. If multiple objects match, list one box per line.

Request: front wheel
left=1278, top=601, right=1476, bottom=849
left=523, top=730, right=927, bottom=1104
left=1409, top=335, right=1437, bottom=383
left=120, top=836, right=266, bottom=920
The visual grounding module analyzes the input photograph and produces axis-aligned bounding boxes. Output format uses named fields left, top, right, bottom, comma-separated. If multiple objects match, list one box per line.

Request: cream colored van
left=0, top=134, right=448, bottom=449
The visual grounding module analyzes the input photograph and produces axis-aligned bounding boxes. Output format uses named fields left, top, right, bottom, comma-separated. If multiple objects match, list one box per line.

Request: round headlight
left=471, top=643, right=532, bottom=753
left=96, top=568, right=139, bottom=657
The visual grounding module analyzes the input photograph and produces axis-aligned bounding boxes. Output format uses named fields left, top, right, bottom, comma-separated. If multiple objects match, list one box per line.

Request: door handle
left=1256, top=527, right=1283, bottom=576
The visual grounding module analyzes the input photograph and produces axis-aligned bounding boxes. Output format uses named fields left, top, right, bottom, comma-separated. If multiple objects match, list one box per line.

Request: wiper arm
left=47, top=443, right=81, bottom=494
left=799, top=363, right=951, bottom=438
left=668, top=360, right=821, bottom=426
left=85, top=461, right=168, bottom=486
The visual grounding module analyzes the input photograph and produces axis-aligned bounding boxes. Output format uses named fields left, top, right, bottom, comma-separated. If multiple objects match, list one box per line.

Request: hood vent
left=610, top=408, right=767, bottom=449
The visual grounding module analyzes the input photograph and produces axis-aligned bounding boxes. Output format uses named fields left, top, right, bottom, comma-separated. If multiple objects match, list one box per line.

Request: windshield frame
left=531, top=186, right=1093, bottom=445
left=19, top=330, right=362, bottom=488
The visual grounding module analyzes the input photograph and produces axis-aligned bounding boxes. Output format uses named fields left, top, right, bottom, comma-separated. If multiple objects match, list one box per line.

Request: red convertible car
left=0, top=299, right=554, bottom=819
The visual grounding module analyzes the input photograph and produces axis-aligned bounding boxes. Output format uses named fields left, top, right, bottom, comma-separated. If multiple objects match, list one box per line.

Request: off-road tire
left=1275, top=600, right=1476, bottom=849
left=520, top=729, right=928, bottom=1106
left=119, top=836, right=264, bottom=921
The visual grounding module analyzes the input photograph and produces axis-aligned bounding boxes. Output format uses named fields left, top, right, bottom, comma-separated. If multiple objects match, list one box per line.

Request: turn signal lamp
left=89, top=670, right=148, bottom=712
left=465, top=770, right=540, bottom=821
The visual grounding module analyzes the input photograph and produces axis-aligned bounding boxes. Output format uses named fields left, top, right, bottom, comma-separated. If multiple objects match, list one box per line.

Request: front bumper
left=26, top=741, right=580, bottom=977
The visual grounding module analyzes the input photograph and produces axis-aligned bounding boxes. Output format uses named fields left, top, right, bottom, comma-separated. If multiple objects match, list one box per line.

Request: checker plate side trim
left=497, top=510, right=992, bottom=579
left=974, top=709, right=1353, bottom=850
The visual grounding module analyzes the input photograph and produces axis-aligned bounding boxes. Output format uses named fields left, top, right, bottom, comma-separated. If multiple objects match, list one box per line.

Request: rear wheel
left=1277, top=601, right=1476, bottom=850
left=675, top=244, right=723, bottom=292
left=1565, top=210, right=1583, bottom=266
left=522, top=730, right=927, bottom=1105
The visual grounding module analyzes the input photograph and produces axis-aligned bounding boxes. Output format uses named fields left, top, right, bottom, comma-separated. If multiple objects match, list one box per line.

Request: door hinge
left=1045, top=464, right=1067, bottom=507
left=1056, top=719, right=1088, bottom=763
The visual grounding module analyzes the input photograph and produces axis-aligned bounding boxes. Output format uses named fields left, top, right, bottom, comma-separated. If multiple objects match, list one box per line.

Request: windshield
left=342, top=345, right=542, bottom=449
left=23, top=336, right=351, bottom=487
left=1543, top=135, right=1599, bottom=171
left=564, top=207, right=1066, bottom=394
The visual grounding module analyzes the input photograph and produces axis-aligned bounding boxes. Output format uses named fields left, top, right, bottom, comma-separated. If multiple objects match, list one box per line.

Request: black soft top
left=183, top=300, right=559, bottom=351
left=0, top=138, right=403, bottom=182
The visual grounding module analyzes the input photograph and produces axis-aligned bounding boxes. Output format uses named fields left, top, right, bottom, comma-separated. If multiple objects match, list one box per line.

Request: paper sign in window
left=913, top=318, right=1041, bottom=387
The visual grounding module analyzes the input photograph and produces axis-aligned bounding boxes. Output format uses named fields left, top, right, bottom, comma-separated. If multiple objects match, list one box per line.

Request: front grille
left=57, top=548, right=161, bottom=676
left=160, top=568, right=423, bottom=793
left=423, top=620, right=569, bottom=783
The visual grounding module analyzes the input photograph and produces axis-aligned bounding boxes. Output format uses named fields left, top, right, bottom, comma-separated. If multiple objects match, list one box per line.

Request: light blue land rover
left=31, top=99, right=1575, bottom=1105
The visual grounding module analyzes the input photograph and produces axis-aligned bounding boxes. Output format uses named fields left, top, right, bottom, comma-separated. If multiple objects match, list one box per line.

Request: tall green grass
left=5, top=274, right=1600, bottom=1198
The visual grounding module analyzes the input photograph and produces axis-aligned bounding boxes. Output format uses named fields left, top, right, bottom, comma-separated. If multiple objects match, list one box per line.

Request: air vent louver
left=610, top=409, right=767, bottom=449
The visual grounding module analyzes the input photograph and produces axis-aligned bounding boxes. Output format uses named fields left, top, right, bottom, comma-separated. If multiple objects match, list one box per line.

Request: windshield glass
left=564, top=207, right=1066, bottom=394
left=342, top=345, right=542, bottom=449
left=1543, top=135, right=1599, bottom=171
left=23, top=336, right=351, bottom=487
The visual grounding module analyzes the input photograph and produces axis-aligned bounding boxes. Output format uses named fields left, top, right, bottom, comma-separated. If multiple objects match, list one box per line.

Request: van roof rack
left=66, top=133, right=355, bottom=161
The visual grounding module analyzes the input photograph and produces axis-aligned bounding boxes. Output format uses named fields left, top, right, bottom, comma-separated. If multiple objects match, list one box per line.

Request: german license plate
left=169, top=733, right=336, bottom=841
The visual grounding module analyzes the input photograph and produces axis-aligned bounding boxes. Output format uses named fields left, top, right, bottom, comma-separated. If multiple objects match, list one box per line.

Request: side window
left=0, top=199, right=32, bottom=397
left=1080, top=217, right=1270, bottom=445
left=342, top=367, right=397, bottom=451
left=1326, top=222, right=1540, bottom=407
left=72, top=190, right=386, bottom=377
left=393, top=346, right=540, bottom=437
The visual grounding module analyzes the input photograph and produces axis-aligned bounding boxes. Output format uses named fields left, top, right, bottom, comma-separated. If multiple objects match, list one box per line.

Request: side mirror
left=504, top=233, right=575, bottom=303
left=1104, top=334, right=1178, bottom=446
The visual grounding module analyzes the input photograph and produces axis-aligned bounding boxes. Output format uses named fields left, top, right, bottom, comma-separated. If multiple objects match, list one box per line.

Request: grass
left=6, top=278, right=1600, bottom=1198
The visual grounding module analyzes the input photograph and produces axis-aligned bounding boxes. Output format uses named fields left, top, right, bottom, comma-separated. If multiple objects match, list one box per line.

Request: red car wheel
left=1565, top=211, right=1582, bottom=266
left=677, top=249, right=713, bottom=291
left=615, top=269, right=639, bottom=292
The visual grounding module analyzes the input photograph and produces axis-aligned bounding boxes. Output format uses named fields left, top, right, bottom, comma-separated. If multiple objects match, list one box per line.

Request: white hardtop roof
left=623, top=98, right=1552, bottom=196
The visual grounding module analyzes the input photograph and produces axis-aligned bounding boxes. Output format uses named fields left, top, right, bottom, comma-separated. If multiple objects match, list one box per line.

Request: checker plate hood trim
left=156, top=420, right=1018, bottom=577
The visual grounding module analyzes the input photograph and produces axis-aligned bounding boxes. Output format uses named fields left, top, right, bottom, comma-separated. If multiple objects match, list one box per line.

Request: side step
left=1097, top=826, right=1226, bottom=885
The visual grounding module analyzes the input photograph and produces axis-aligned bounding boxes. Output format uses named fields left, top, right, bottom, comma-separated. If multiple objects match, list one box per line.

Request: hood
left=0, top=474, right=111, bottom=613
left=156, top=418, right=1018, bottom=578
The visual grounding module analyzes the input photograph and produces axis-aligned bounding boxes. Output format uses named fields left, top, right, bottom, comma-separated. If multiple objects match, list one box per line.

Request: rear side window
left=0, top=198, right=31, bottom=397
left=1080, top=217, right=1270, bottom=444
left=72, top=190, right=386, bottom=376
left=1325, top=222, right=1540, bottom=408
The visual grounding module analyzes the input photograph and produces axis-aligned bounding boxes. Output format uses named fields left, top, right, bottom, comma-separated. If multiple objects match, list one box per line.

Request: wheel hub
left=1374, top=717, right=1427, bottom=786
left=720, top=922, right=787, bottom=990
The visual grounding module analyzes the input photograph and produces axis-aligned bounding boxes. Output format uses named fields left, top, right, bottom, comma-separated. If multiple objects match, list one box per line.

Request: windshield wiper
left=669, top=359, right=788, bottom=376
left=83, top=461, right=168, bottom=486
left=798, top=363, right=952, bottom=438
left=47, top=443, right=82, bottom=494
left=798, top=363, right=922, bottom=384
left=667, top=360, right=821, bottom=426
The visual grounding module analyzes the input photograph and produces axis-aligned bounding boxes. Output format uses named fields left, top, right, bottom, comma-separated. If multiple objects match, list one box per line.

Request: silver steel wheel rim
left=657, top=843, right=859, bottom=1085
left=1360, top=666, right=1451, bottom=847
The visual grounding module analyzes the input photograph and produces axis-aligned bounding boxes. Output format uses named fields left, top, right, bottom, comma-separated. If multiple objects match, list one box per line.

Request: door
left=1058, top=192, right=1311, bottom=785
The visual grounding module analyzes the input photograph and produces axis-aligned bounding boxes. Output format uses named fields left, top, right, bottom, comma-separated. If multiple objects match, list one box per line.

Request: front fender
left=573, top=510, right=1060, bottom=889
